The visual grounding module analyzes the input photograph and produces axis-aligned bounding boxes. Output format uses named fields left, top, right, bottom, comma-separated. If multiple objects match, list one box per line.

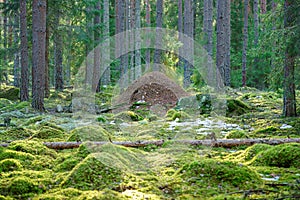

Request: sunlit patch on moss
left=165, top=109, right=190, bottom=121
left=0, top=127, right=34, bottom=142
left=113, top=111, right=144, bottom=122
left=67, top=125, right=111, bottom=142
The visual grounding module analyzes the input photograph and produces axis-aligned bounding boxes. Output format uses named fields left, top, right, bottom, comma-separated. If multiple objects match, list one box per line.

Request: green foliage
left=166, top=109, right=190, bottom=121
left=226, top=99, right=251, bottom=116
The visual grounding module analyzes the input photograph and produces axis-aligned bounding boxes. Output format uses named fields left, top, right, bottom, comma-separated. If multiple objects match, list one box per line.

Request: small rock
left=280, top=124, right=293, bottom=129
left=56, top=104, right=63, bottom=113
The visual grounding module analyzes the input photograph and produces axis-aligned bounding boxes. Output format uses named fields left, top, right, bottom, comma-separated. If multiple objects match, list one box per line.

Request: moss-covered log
left=1, top=138, right=300, bottom=149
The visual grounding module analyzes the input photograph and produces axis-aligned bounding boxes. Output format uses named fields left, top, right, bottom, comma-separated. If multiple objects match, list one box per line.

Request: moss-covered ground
left=0, top=87, right=299, bottom=199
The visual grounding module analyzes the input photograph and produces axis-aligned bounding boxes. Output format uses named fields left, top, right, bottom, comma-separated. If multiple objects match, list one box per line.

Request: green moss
left=8, top=140, right=57, bottom=157
left=178, top=159, right=261, bottom=189
left=22, top=116, right=45, bottom=126
left=225, top=130, right=248, bottom=139
left=166, top=109, right=190, bottom=121
left=6, top=176, right=41, bottom=195
left=61, top=153, right=123, bottom=190
left=0, top=159, right=22, bottom=172
left=77, top=189, right=125, bottom=200
left=250, top=143, right=300, bottom=168
left=31, top=126, right=65, bottom=140
left=0, top=149, right=35, bottom=163
left=0, top=98, right=12, bottom=108
left=33, top=188, right=82, bottom=200
left=114, top=111, right=144, bottom=122
left=254, top=126, right=278, bottom=134
left=226, top=99, right=251, bottom=117
left=67, top=125, right=111, bottom=142
left=0, top=85, right=19, bottom=101
left=0, top=127, right=34, bottom=142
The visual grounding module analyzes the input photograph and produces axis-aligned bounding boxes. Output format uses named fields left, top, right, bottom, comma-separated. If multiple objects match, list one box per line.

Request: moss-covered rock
left=113, top=111, right=144, bottom=122
left=31, top=126, right=65, bottom=140
left=226, top=99, right=251, bottom=117
left=225, top=130, right=248, bottom=139
left=0, top=85, right=19, bottom=101
left=250, top=143, right=300, bottom=168
left=8, top=140, right=57, bottom=157
left=61, top=154, right=123, bottom=190
left=0, top=127, right=34, bottom=142
left=178, top=159, right=261, bottom=190
left=67, top=125, right=111, bottom=142
left=0, top=159, right=22, bottom=172
left=165, top=109, right=190, bottom=121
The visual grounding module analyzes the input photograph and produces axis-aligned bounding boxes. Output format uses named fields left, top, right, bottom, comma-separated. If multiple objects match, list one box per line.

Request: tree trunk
left=44, top=0, right=50, bottom=98
left=3, top=0, right=7, bottom=65
left=32, top=0, right=47, bottom=112
left=20, top=0, right=29, bottom=101
left=283, top=0, right=296, bottom=117
left=102, top=0, right=111, bottom=85
left=153, top=0, right=163, bottom=71
left=134, top=0, right=141, bottom=79
left=129, top=0, right=135, bottom=82
left=183, top=0, right=194, bottom=88
left=178, top=0, right=183, bottom=70
left=54, top=9, right=64, bottom=91
left=242, top=0, right=249, bottom=87
left=93, top=0, right=101, bottom=91
left=203, top=0, right=213, bottom=83
left=85, top=2, right=94, bottom=88
left=13, top=11, right=20, bottom=88
left=216, top=0, right=231, bottom=87
left=145, top=0, right=151, bottom=72
left=1, top=138, right=298, bottom=150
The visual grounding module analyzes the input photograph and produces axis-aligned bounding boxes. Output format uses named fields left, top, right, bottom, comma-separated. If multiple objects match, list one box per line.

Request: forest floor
left=0, top=84, right=300, bottom=200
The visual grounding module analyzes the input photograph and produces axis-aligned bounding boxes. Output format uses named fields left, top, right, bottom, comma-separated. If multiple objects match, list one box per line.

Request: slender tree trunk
left=135, top=0, right=141, bottom=79
left=93, top=0, right=101, bottom=91
left=183, top=0, right=194, bottom=88
left=32, top=0, right=47, bottom=111
left=102, top=0, right=111, bottom=85
left=270, top=0, right=277, bottom=69
left=129, top=0, right=135, bottom=82
left=283, top=0, right=296, bottom=117
left=85, top=2, right=94, bottom=88
left=178, top=0, right=183, bottom=69
left=54, top=9, right=64, bottom=91
left=242, top=0, right=249, bottom=87
left=3, top=0, right=7, bottom=75
left=65, top=20, right=72, bottom=86
left=13, top=11, right=20, bottom=87
left=216, top=0, right=231, bottom=87
left=145, top=0, right=151, bottom=72
left=44, top=0, right=50, bottom=98
left=20, top=0, right=29, bottom=101
left=153, top=0, right=163, bottom=71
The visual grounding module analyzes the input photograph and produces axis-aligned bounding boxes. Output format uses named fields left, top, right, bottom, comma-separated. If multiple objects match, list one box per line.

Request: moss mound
left=0, top=148, right=35, bottom=163
left=33, top=188, right=82, bottom=200
left=0, top=98, right=12, bottom=108
left=165, top=109, right=190, bottom=121
left=250, top=143, right=300, bottom=168
left=0, top=159, right=22, bottom=172
left=77, top=189, right=125, bottom=200
left=8, top=140, right=57, bottom=157
left=179, top=159, right=261, bottom=189
left=31, top=126, right=65, bottom=140
left=225, top=130, right=248, bottom=139
left=0, top=127, right=34, bottom=142
left=22, top=116, right=45, bottom=126
left=68, top=125, right=111, bottom=142
left=113, top=111, right=144, bottom=122
left=61, top=154, right=123, bottom=190
left=0, top=85, right=19, bottom=101
left=6, top=176, right=41, bottom=195
left=226, top=99, right=251, bottom=116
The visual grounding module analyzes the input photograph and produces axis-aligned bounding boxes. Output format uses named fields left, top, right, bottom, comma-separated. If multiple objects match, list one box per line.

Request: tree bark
left=102, top=0, right=111, bottom=86
left=1, top=138, right=299, bottom=150
left=216, top=0, right=231, bottom=87
left=44, top=0, right=50, bottom=98
left=145, top=0, right=151, bottom=72
left=32, top=0, right=47, bottom=112
left=134, top=0, right=141, bottom=79
left=260, top=0, right=267, bottom=14
left=93, top=0, right=101, bottom=91
left=20, top=0, right=29, bottom=101
left=54, top=9, right=64, bottom=91
left=283, top=0, right=296, bottom=117
left=183, top=0, right=194, bottom=88
left=13, top=11, right=20, bottom=88
left=242, top=0, right=249, bottom=87
left=178, top=0, right=183, bottom=70
left=153, top=0, right=163, bottom=71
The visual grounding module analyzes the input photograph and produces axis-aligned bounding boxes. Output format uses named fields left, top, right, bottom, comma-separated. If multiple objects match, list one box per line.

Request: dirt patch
left=113, top=71, right=190, bottom=114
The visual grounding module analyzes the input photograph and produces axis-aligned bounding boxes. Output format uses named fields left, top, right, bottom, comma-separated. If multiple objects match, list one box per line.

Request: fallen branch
left=1, top=138, right=299, bottom=150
